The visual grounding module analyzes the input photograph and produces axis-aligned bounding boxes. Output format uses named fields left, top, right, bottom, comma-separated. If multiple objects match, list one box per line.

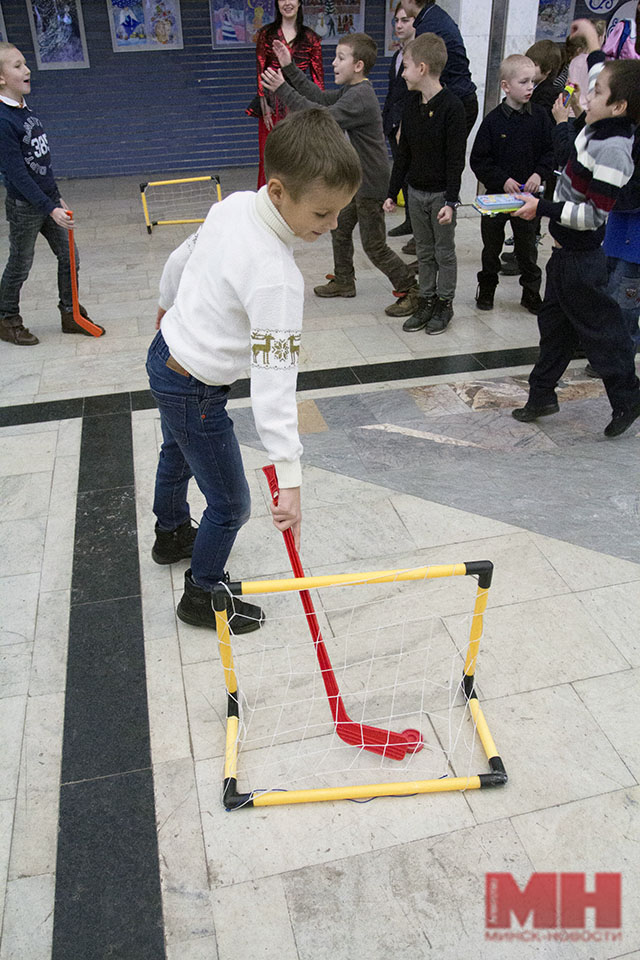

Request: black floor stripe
left=0, top=346, right=540, bottom=428
left=52, top=406, right=165, bottom=960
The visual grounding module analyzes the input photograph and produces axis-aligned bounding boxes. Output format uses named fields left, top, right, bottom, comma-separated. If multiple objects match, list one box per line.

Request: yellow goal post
left=140, top=174, right=222, bottom=233
left=212, top=560, right=507, bottom=810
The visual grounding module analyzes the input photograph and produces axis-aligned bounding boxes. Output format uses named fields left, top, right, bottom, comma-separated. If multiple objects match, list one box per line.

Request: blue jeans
left=608, top=256, right=640, bottom=348
left=146, top=331, right=251, bottom=589
left=0, top=196, right=78, bottom=317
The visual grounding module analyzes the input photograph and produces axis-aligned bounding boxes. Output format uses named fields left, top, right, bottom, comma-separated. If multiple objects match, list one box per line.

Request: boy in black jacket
left=384, top=32, right=466, bottom=334
left=470, top=54, right=554, bottom=314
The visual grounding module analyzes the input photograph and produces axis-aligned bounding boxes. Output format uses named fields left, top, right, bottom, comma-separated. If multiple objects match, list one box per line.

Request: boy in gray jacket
left=262, top=32, right=418, bottom=317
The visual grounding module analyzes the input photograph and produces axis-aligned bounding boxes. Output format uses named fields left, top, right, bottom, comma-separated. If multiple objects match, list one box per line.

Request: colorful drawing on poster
left=536, top=0, right=577, bottom=40
left=304, top=0, right=365, bottom=44
left=25, top=0, right=90, bottom=70
left=211, top=0, right=275, bottom=47
left=211, top=0, right=363, bottom=47
left=108, top=0, right=183, bottom=52
left=0, top=3, right=7, bottom=43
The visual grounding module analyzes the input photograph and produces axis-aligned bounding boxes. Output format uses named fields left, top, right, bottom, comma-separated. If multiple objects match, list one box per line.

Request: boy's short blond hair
left=500, top=54, right=535, bottom=82
left=404, top=32, right=447, bottom=77
left=337, top=33, right=377, bottom=76
left=0, top=42, right=18, bottom=73
left=264, top=108, right=362, bottom=200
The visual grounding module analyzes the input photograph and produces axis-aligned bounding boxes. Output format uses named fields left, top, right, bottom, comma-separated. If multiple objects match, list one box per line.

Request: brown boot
left=0, top=314, right=39, bottom=346
left=59, top=303, right=105, bottom=335
left=384, top=284, right=420, bottom=317
left=313, top=277, right=356, bottom=298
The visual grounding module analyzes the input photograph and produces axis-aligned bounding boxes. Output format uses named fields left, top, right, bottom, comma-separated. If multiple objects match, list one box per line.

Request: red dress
left=254, top=25, right=324, bottom=187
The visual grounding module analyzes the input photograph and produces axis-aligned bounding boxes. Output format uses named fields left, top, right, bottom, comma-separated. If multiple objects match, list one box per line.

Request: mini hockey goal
left=140, top=174, right=222, bottom=233
left=212, top=559, right=507, bottom=810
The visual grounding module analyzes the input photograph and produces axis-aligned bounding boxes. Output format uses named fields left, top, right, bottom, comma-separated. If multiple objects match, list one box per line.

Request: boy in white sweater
left=147, top=109, right=361, bottom=632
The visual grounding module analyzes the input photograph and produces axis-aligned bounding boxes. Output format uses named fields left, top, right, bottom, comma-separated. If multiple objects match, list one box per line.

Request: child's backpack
left=602, top=18, right=640, bottom=61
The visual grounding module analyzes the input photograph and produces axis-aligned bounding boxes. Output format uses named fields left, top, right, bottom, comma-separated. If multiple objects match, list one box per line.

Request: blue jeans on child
left=608, top=256, right=640, bottom=348
left=146, top=331, right=251, bottom=590
left=0, top=196, right=78, bottom=317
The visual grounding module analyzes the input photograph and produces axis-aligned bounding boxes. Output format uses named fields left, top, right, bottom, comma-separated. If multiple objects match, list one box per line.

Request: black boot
left=475, top=282, right=495, bottom=311
left=402, top=295, right=437, bottom=332
left=388, top=221, right=413, bottom=237
left=152, top=519, right=198, bottom=564
left=177, top=569, right=265, bottom=634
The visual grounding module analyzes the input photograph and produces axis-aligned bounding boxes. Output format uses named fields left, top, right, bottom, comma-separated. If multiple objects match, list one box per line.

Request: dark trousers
left=389, top=134, right=411, bottom=229
left=528, top=247, right=640, bottom=413
left=460, top=92, right=479, bottom=138
left=478, top=212, right=541, bottom=295
left=332, top=196, right=415, bottom=292
left=0, top=196, right=78, bottom=317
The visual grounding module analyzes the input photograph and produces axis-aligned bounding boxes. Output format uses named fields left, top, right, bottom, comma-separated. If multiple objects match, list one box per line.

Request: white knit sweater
left=159, top=187, right=304, bottom=488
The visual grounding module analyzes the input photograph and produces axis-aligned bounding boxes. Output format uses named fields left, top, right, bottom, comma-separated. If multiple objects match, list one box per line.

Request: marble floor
left=0, top=170, right=639, bottom=960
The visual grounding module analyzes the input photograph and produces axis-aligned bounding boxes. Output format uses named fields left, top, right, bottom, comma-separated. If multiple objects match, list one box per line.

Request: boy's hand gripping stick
left=65, top=210, right=104, bottom=337
left=262, top=465, right=423, bottom=760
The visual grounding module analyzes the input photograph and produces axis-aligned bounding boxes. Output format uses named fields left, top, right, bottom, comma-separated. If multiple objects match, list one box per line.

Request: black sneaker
left=388, top=221, right=412, bottom=237
left=521, top=292, right=543, bottom=315
left=177, top=569, right=265, bottom=633
left=500, top=260, right=521, bottom=276
left=475, top=284, right=495, bottom=311
left=401, top=238, right=416, bottom=256
left=512, top=402, right=559, bottom=422
left=604, top=401, right=640, bottom=438
left=426, top=298, right=453, bottom=335
left=402, top=295, right=437, bottom=332
left=152, top=519, right=198, bottom=564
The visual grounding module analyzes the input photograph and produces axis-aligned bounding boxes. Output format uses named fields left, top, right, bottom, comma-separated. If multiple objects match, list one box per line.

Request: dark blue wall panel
left=2, top=1, right=390, bottom=179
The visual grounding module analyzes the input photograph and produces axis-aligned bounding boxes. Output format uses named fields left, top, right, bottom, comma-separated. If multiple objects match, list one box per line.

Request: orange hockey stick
left=65, top=210, right=104, bottom=337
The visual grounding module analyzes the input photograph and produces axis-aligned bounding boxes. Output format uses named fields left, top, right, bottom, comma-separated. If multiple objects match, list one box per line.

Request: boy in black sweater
left=0, top=43, right=103, bottom=345
left=470, top=54, right=554, bottom=314
left=384, top=32, right=466, bottom=334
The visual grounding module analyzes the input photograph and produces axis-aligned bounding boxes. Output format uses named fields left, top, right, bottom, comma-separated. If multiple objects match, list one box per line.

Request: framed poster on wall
left=107, top=0, right=183, bottom=52
left=210, top=0, right=275, bottom=47
left=210, top=0, right=365, bottom=48
left=0, top=3, right=7, bottom=43
left=536, top=0, right=577, bottom=40
left=25, top=0, right=90, bottom=70
left=384, top=0, right=401, bottom=57
left=303, top=0, right=366, bottom=45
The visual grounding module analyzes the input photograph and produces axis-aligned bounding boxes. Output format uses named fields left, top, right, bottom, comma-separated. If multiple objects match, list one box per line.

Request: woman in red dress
left=253, top=0, right=324, bottom=187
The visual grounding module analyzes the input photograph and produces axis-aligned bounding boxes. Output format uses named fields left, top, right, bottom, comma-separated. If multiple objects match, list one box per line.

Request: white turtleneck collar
left=255, top=185, right=297, bottom=246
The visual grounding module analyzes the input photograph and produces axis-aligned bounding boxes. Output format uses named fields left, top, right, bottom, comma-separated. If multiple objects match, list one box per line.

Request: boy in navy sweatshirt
left=511, top=60, right=640, bottom=438
left=0, top=43, right=103, bottom=345
left=384, top=33, right=466, bottom=334
left=470, top=54, right=554, bottom=315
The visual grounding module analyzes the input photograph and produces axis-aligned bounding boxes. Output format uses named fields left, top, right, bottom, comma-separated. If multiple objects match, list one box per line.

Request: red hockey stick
left=263, top=465, right=421, bottom=760
left=66, top=211, right=104, bottom=337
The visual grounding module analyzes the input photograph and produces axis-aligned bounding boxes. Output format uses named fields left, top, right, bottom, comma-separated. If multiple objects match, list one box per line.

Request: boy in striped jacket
left=511, top=59, right=640, bottom=438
